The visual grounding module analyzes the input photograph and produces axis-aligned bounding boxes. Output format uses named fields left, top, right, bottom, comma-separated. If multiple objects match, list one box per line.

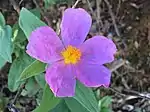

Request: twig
left=121, top=76, right=130, bottom=89
left=72, top=0, right=81, bottom=8
left=104, top=0, right=120, bottom=36
left=109, top=87, right=126, bottom=97
left=116, top=0, right=121, bottom=17
left=33, top=0, right=51, bottom=26
left=57, top=0, right=81, bottom=35
left=86, top=0, right=103, bottom=34
left=7, top=82, right=26, bottom=112
left=86, top=0, right=95, bottom=16
left=9, top=0, right=20, bottom=14
left=86, top=0, right=97, bottom=25
left=19, top=0, right=24, bottom=5
left=114, top=70, right=130, bottom=90
left=96, top=0, right=103, bottom=31
left=12, top=83, right=26, bottom=104
left=109, top=59, right=125, bottom=72
left=94, top=86, right=126, bottom=97
left=123, top=89, right=150, bottom=100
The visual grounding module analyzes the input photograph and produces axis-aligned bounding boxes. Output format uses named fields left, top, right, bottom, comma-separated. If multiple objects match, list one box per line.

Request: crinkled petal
left=26, top=26, right=64, bottom=63
left=61, top=8, right=92, bottom=47
left=45, top=61, right=76, bottom=97
left=76, top=60, right=111, bottom=87
left=80, top=36, right=117, bottom=65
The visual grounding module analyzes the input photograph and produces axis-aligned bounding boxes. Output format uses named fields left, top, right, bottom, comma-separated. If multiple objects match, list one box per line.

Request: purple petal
left=26, top=26, right=64, bottom=63
left=80, top=36, right=117, bottom=65
left=45, top=61, right=76, bottom=97
left=76, top=60, right=111, bottom=87
left=61, top=8, right=92, bottom=47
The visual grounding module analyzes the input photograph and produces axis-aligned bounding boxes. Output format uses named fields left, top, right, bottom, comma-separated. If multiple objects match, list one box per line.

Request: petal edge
left=61, top=8, right=92, bottom=47
left=76, top=61, right=111, bottom=87
left=26, top=26, right=64, bottom=63
left=80, top=36, right=117, bottom=65
left=45, top=62, right=76, bottom=97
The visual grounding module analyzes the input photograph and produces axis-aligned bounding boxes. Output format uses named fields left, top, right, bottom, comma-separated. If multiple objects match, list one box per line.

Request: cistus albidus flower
left=26, top=8, right=117, bottom=97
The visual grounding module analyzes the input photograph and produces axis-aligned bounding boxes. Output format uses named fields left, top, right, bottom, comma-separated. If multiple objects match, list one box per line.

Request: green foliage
left=19, top=8, right=46, bottom=38
left=33, top=84, right=61, bottom=112
left=100, top=96, right=112, bottom=108
left=0, top=95, right=8, bottom=111
left=12, top=8, right=40, bottom=44
left=65, top=81, right=99, bottom=112
left=0, top=56, right=6, bottom=68
left=0, top=13, right=12, bottom=63
left=44, top=0, right=72, bottom=8
left=0, top=25, right=12, bottom=62
left=8, top=52, right=34, bottom=92
left=65, top=98, right=88, bottom=112
left=50, top=100, right=70, bottom=112
left=0, top=12, right=5, bottom=27
left=101, top=108, right=112, bottom=112
left=30, top=8, right=41, bottom=19
left=35, top=73, right=46, bottom=89
left=12, top=23, right=26, bottom=44
left=99, top=96, right=112, bottom=112
left=19, top=60, right=46, bottom=81
left=21, top=78, right=41, bottom=97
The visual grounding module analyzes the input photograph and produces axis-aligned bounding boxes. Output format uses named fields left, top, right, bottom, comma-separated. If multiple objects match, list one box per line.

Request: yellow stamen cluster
left=61, top=45, right=81, bottom=64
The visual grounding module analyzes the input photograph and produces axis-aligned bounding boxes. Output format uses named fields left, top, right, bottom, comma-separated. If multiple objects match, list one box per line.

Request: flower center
left=61, top=45, right=81, bottom=64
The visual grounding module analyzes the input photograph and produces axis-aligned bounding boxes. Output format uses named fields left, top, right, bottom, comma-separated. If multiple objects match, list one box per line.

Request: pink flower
left=26, top=8, right=117, bottom=97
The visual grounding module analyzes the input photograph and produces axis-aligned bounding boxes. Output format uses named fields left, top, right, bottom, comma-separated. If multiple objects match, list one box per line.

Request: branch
left=72, top=0, right=81, bottom=8
left=12, top=82, right=26, bottom=104
left=9, top=0, right=20, bottom=14
left=86, top=0, right=102, bottom=33
left=104, top=0, right=120, bottom=36
left=96, top=0, right=103, bottom=32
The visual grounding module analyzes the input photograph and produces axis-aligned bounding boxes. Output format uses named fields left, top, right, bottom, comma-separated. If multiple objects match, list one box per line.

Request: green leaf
left=100, top=96, right=112, bottom=108
left=8, top=52, right=34, bottom=92
left=35, top=73, right=46, bottom=89
left=65, top=98, right=88, bottom=112
left=65, top=81, right=99, bottom=112
left=19, top=8, right=46, bottom=38
left=50, top=100, right=70, bottom=112
left=21, top=78, right=40, bottom=97
left=30, top=8, right=41, bottom=19
left=101, top=108, right=111, bottom=112
left=12, top=23, right=26, bottom=43
left=33, top=84, right=61, bottom=112
left=0, top=25, right=12, bottom=62
left=0, top=12, right=5, bottom=27
left=0, top=56, right=6, bottom=68
left=0, top=95, right=9, bottom=111
left=12, top=8, right=41, bottom=43
left=19, top=60, right=46, bottom=81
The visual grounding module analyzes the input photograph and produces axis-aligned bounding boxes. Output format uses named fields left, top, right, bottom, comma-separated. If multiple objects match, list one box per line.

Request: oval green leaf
left=50, top=100, right=70, bottom=112
left=35, top=73, right=46, bottom=89
left=19, top=60, right=46, bottom=81
left=8, top=52, right=34, bottom=92
left=0, top=12, right=5, bottom=27
left=19, top=8, right=46, bottom=38
left=65, top=81, right=99, bottom=112
left=65, top=98, right=88, bottom=112
left=33, top=84, right=61, bottom=112
left=0, top=25, right=12, bottom=62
